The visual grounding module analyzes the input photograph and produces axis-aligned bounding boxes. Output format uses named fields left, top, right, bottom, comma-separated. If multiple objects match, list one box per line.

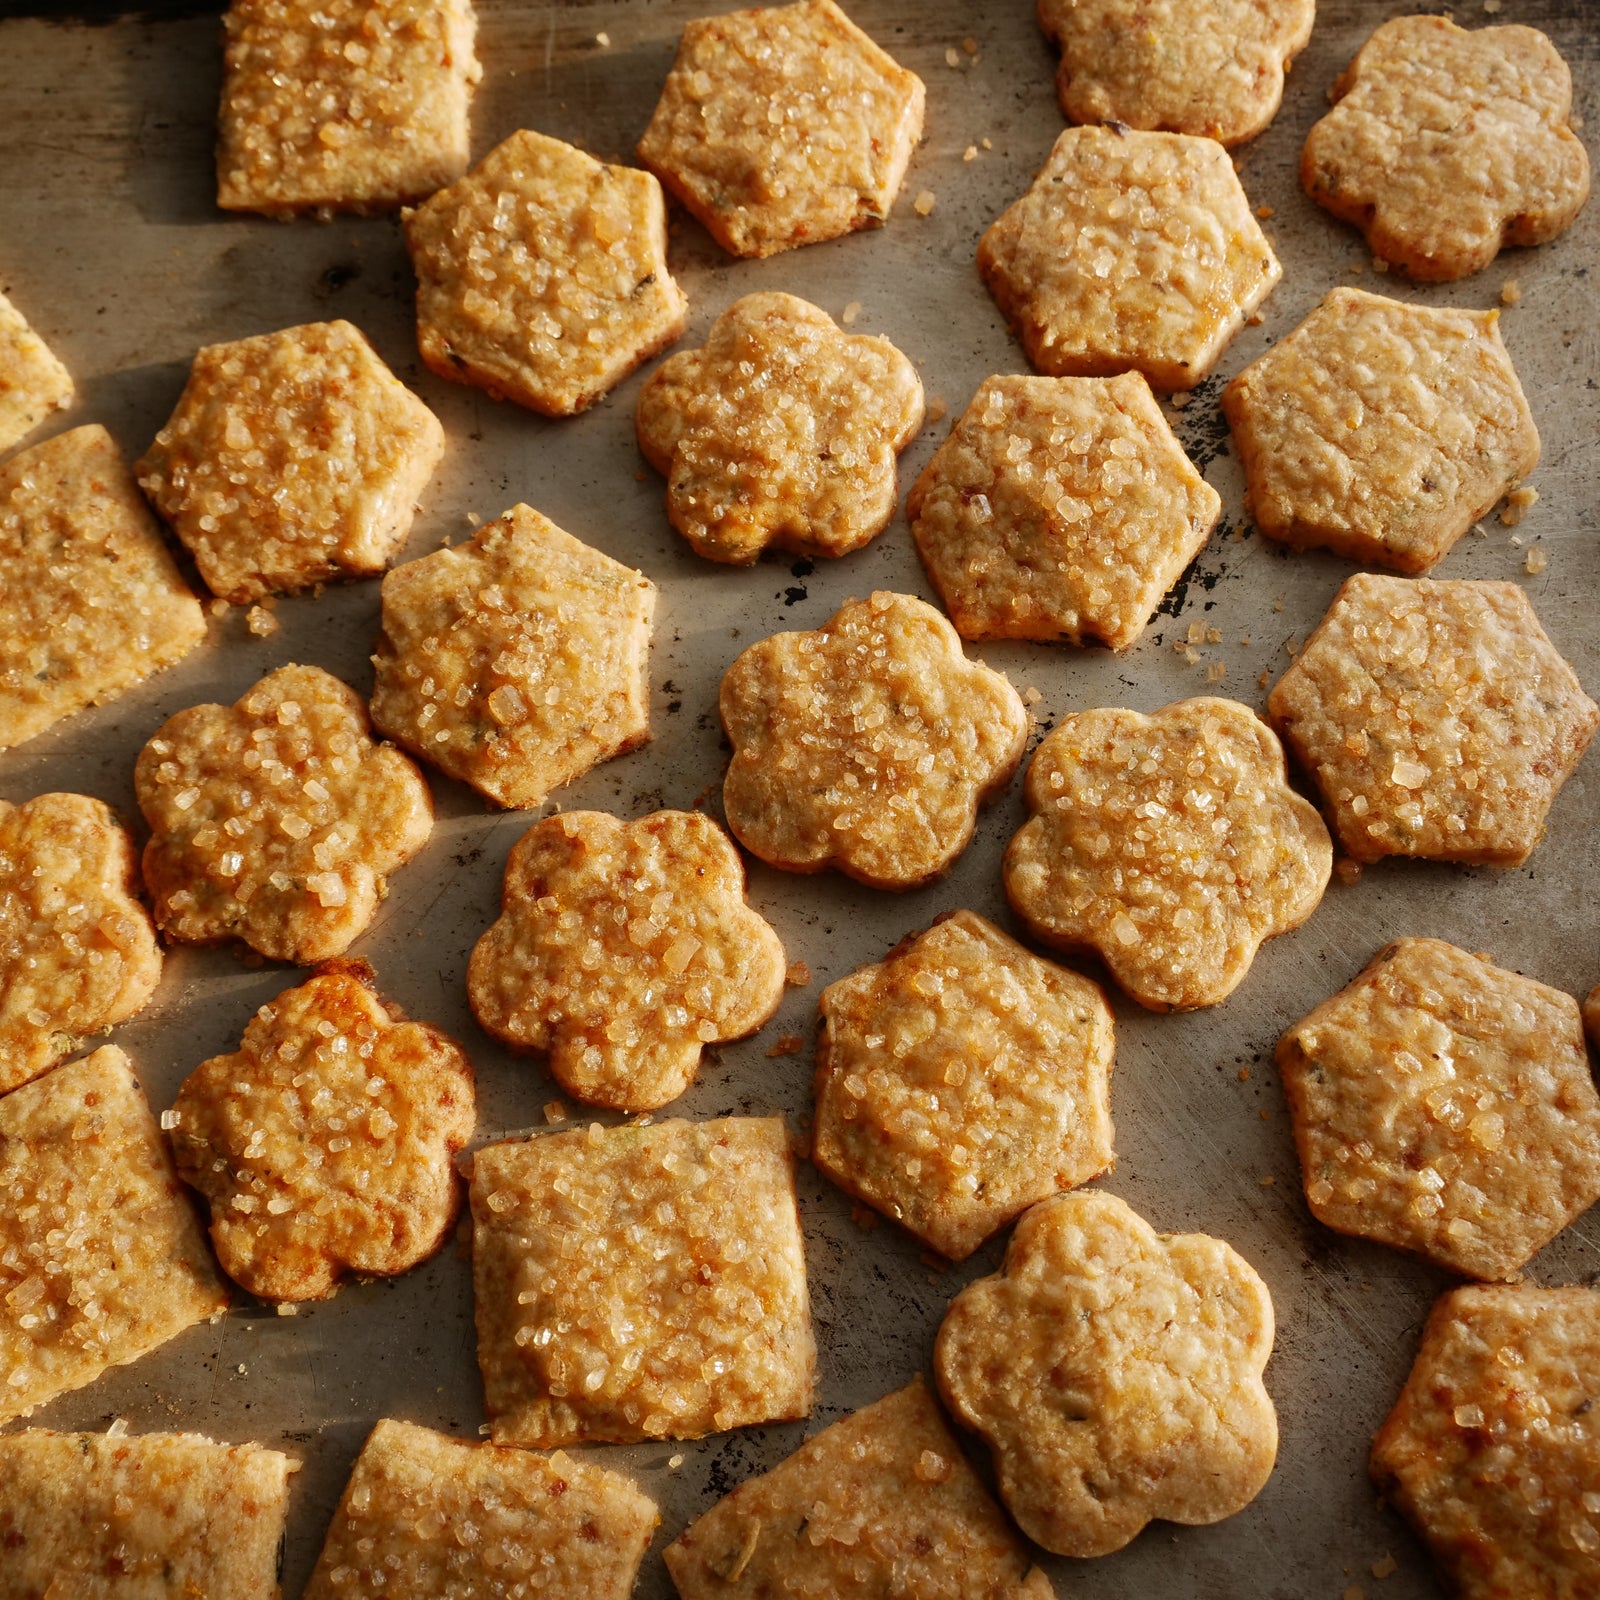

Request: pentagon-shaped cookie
left=1268, top=575, right=1599, bottom=866
left=0, top=793, right=161, bottom=1098
left=405, top=130, right=688, bottom=417
left=468, top=810, right=785, bottom=1111
left=908, top=372, right=1220, bottom=647
left=0, top=287, right=73, bottom=452
left=637, top=0, right=925, bottom=259
left=665, top=1379, right=1056, bottom=1599
left=1223, top=289, right=1540, bottom=572
left=1371, top=1283, right=1600, bottom=1599
left=979, top=126, right=1280, bottom=391
left=720, top=591, right=1029, bottom=890
left=635, top=291, right=924, bottom=565
left=137, top=320, right=444, bottom=605
left=216, top=0, right=480, bottom=216
left=1302, top=16, right=1591, bottom=281
left=813, top=911, right=1115, bottom=1260
left=171, top=961, right=474, bottom=1301
left=0, top=424, right=205, bottom=752
left=470, top=1117, right=814, bottom=1447
left=0, top=1047, right=229, bottom=1427
left=370, top=505, right=655, bottom=810
left=1004, top=697, right=1332, bottom=1011
left=137, top=663, right=434, bottom=964
left=935, top=1190, right=1277, bottom=1557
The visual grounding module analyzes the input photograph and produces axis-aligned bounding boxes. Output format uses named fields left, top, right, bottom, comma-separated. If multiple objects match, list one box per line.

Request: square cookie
left=0, top=287, right=73, bottom=452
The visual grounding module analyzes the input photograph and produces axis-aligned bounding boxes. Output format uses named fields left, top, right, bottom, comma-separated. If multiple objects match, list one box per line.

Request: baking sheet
left=1, top=1, right=1597, bottom=1594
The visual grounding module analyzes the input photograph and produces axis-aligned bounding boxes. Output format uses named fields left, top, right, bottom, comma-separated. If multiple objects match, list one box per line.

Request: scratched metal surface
left=0, top=1, right=1596, bottom=1594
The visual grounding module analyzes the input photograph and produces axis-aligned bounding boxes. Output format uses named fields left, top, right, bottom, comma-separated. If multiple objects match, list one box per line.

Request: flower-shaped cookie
left=720, top=592, right=1029, bottom=890
left=1302, top=16, right=1591, bottom=281
left=405, top=130, right=688, bottom=417
left=908, top=372, right=1220, bottom=648
left=468, top=809, right=786, bottom=1111
left=1039, top=0, right=1314, bottom=147
left=137, top=663, right=434, bottom=964
left=1268, top=575, right=1599, bottom=866
left=635, top=292, right=924, bottom=565
left=637, top=0, right=925, bottom=259
left=935, top=1191, right=1278, bottom=1558
left=979, top=126, right=1280, bottom=391
left=1004, top=698, right=1332, bottom=1011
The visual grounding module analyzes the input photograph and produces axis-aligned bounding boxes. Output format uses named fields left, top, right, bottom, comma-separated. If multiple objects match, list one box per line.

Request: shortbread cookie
left=720, top=591, right=1029, bottom=889
left=635, top=292, right=924, bottom=565
left=909, top=372, right=1220, bottom=647
left=1039, top=0, right=1314, bottom=147
left=1302, top=16, right=1591, bottom=281
left=137, top=663, right=433, bottom=963
left=406, top=130, right=688, bottom=417
left=171, top=962, right=474, bottom=1301
left=0, top=793, right=161, bottom=1098
left=1371, top=1283, right=1600, bottom=1599
left=470, top=1117, right=814, bottom=1447
left=0, top=1428, right=292, bottom=1600
left=468, top=810, right=785, bottom=1111
left=1004, top=698, right=1332, bottom=1011
left=0, top=424, right=205, bottom=751
left=137, top=320, right=444, bottom=604
left=217, top=0, right=480, bottom=215
left=0, top=1047, right=229, bottom=1427
left=1268, top=575, right=1599, bottom=866
left=935, top=1190, right=1277, bottom=1558
left=637, top=0, right=925, bottom=259
left=0, top=287, right=73, bottom=451
left=304, top=1419, right=657, bottom=1600
left=1223, top=289, right=1540, bottom=572
left=813, top=911, right=1115, bottom=1260
left=665, top=1379, right=1056, bottom=1599
left=978, top=126, right=1280, bottom=391
left=370, top=505, right=655, bottom=810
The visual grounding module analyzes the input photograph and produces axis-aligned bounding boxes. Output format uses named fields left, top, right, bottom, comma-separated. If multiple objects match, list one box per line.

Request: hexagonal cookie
left=637, top=0, right=925, bottom=259
left=1279, top=939, right=1600, bottom=1281
left=1302, top=16, right=1591, bottom=281
left=635, top=292, right=924, bottom=564
left=137, top=320, right=444, bottom=604
left=812, top=910, right=1115, bottom=1261
left=1004, top=697, right=1332, bottom=1011
left=908, top=372, right=1220, bottom=647
left=978, top=125, right=1280, bottom=391
left=1267, top=575, right=1599, bottom=866
left=0, top=287, right=73, bottom=452
left=370, top=505, right=655, bottom=811
left=1222, top=289, right=1540, bottom=572
left=405, top=130, right=688, bottom=417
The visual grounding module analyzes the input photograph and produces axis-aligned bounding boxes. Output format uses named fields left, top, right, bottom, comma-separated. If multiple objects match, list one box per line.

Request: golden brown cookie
left=0, top=286, right=73, bottom=452
left=720, top=591, right=1029, bottom=890
left=978, top=125, right=1280, bottom=391
left=637, top=0, right=925, bottom=259
left=1267, top=575, right=1599, bottom=866
left=1302, top=16, right=1591, bottom=281
left=635, top=292, right=924, bottom=565
left=137, top=663, right=434, bottom=964
left=1004, top=697, right=1332, bottom=1011
left=908, top=372, right=1220, bottom=647
left=1585, top=985, right=1600, bottom=1051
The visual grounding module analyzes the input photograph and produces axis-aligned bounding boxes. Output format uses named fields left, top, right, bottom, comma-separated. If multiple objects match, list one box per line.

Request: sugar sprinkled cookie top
left=637, top=0, right=925, bottom=259
left=636, top=291, right=924, bottom=564
left=978, top=125, right=1280, bottom=391
left=720, top=591, right=1029, bottom=890
left=935, top=1190, right=1277, bottom=1558
left=1302, top=15, right=1591, bottom=281
left=406, top=129, right=688, bottom=417
left=370, top=504, right=656, bottom=810
left=909, top=372, right=1220, bottom=648
left=1371, top=1283, right=1600, bottom=1599
left=0, top=287, right=73, bottom=452
left=1268, top=574, right=1599, bottom=866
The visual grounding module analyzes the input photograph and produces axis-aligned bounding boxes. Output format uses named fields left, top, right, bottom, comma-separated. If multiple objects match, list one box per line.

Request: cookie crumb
left=766, top=1034, right=805, bottom=1057
left=981, top=136, right=992, bottom=149
left=1238, top=1067, right=1251, bottom=1081
left=276, top=1302, right=298, bottom=1316
left=944, top=46, right=960, bottom=68
left=963, top=36, right=978, bottom=54
left=914, top=189, right=936, bottom=215
left=786, top=962, right=811, bottom=988
left=595, top=30, right=610, bottom=46
left=1335, top=859, right=1363, bottom=886
left=1256, top=204, right=1275, bottom=218
left=963, top=144, right=978, bottom=161
left=246, top=605, right=279, bottom=637
left=668, top=1453, right=684, bottom=1469
left=1501, top=485, right=1539, bottom=525
left=1500, top=278, right=1521, bottom=305
left=1372, top=1553, right=1398, bottom=1579
left=1170, top=390, right=1191, bottom=408
left=925, top=394, right=947, bottom=422
left=1525, top=545, right=1548, bottom=574
left=1023, top=686, right=1042, bottom=706
left=543, top=1100, right=567, bottom=1124
left=841, top=300, right=862, bottom=325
